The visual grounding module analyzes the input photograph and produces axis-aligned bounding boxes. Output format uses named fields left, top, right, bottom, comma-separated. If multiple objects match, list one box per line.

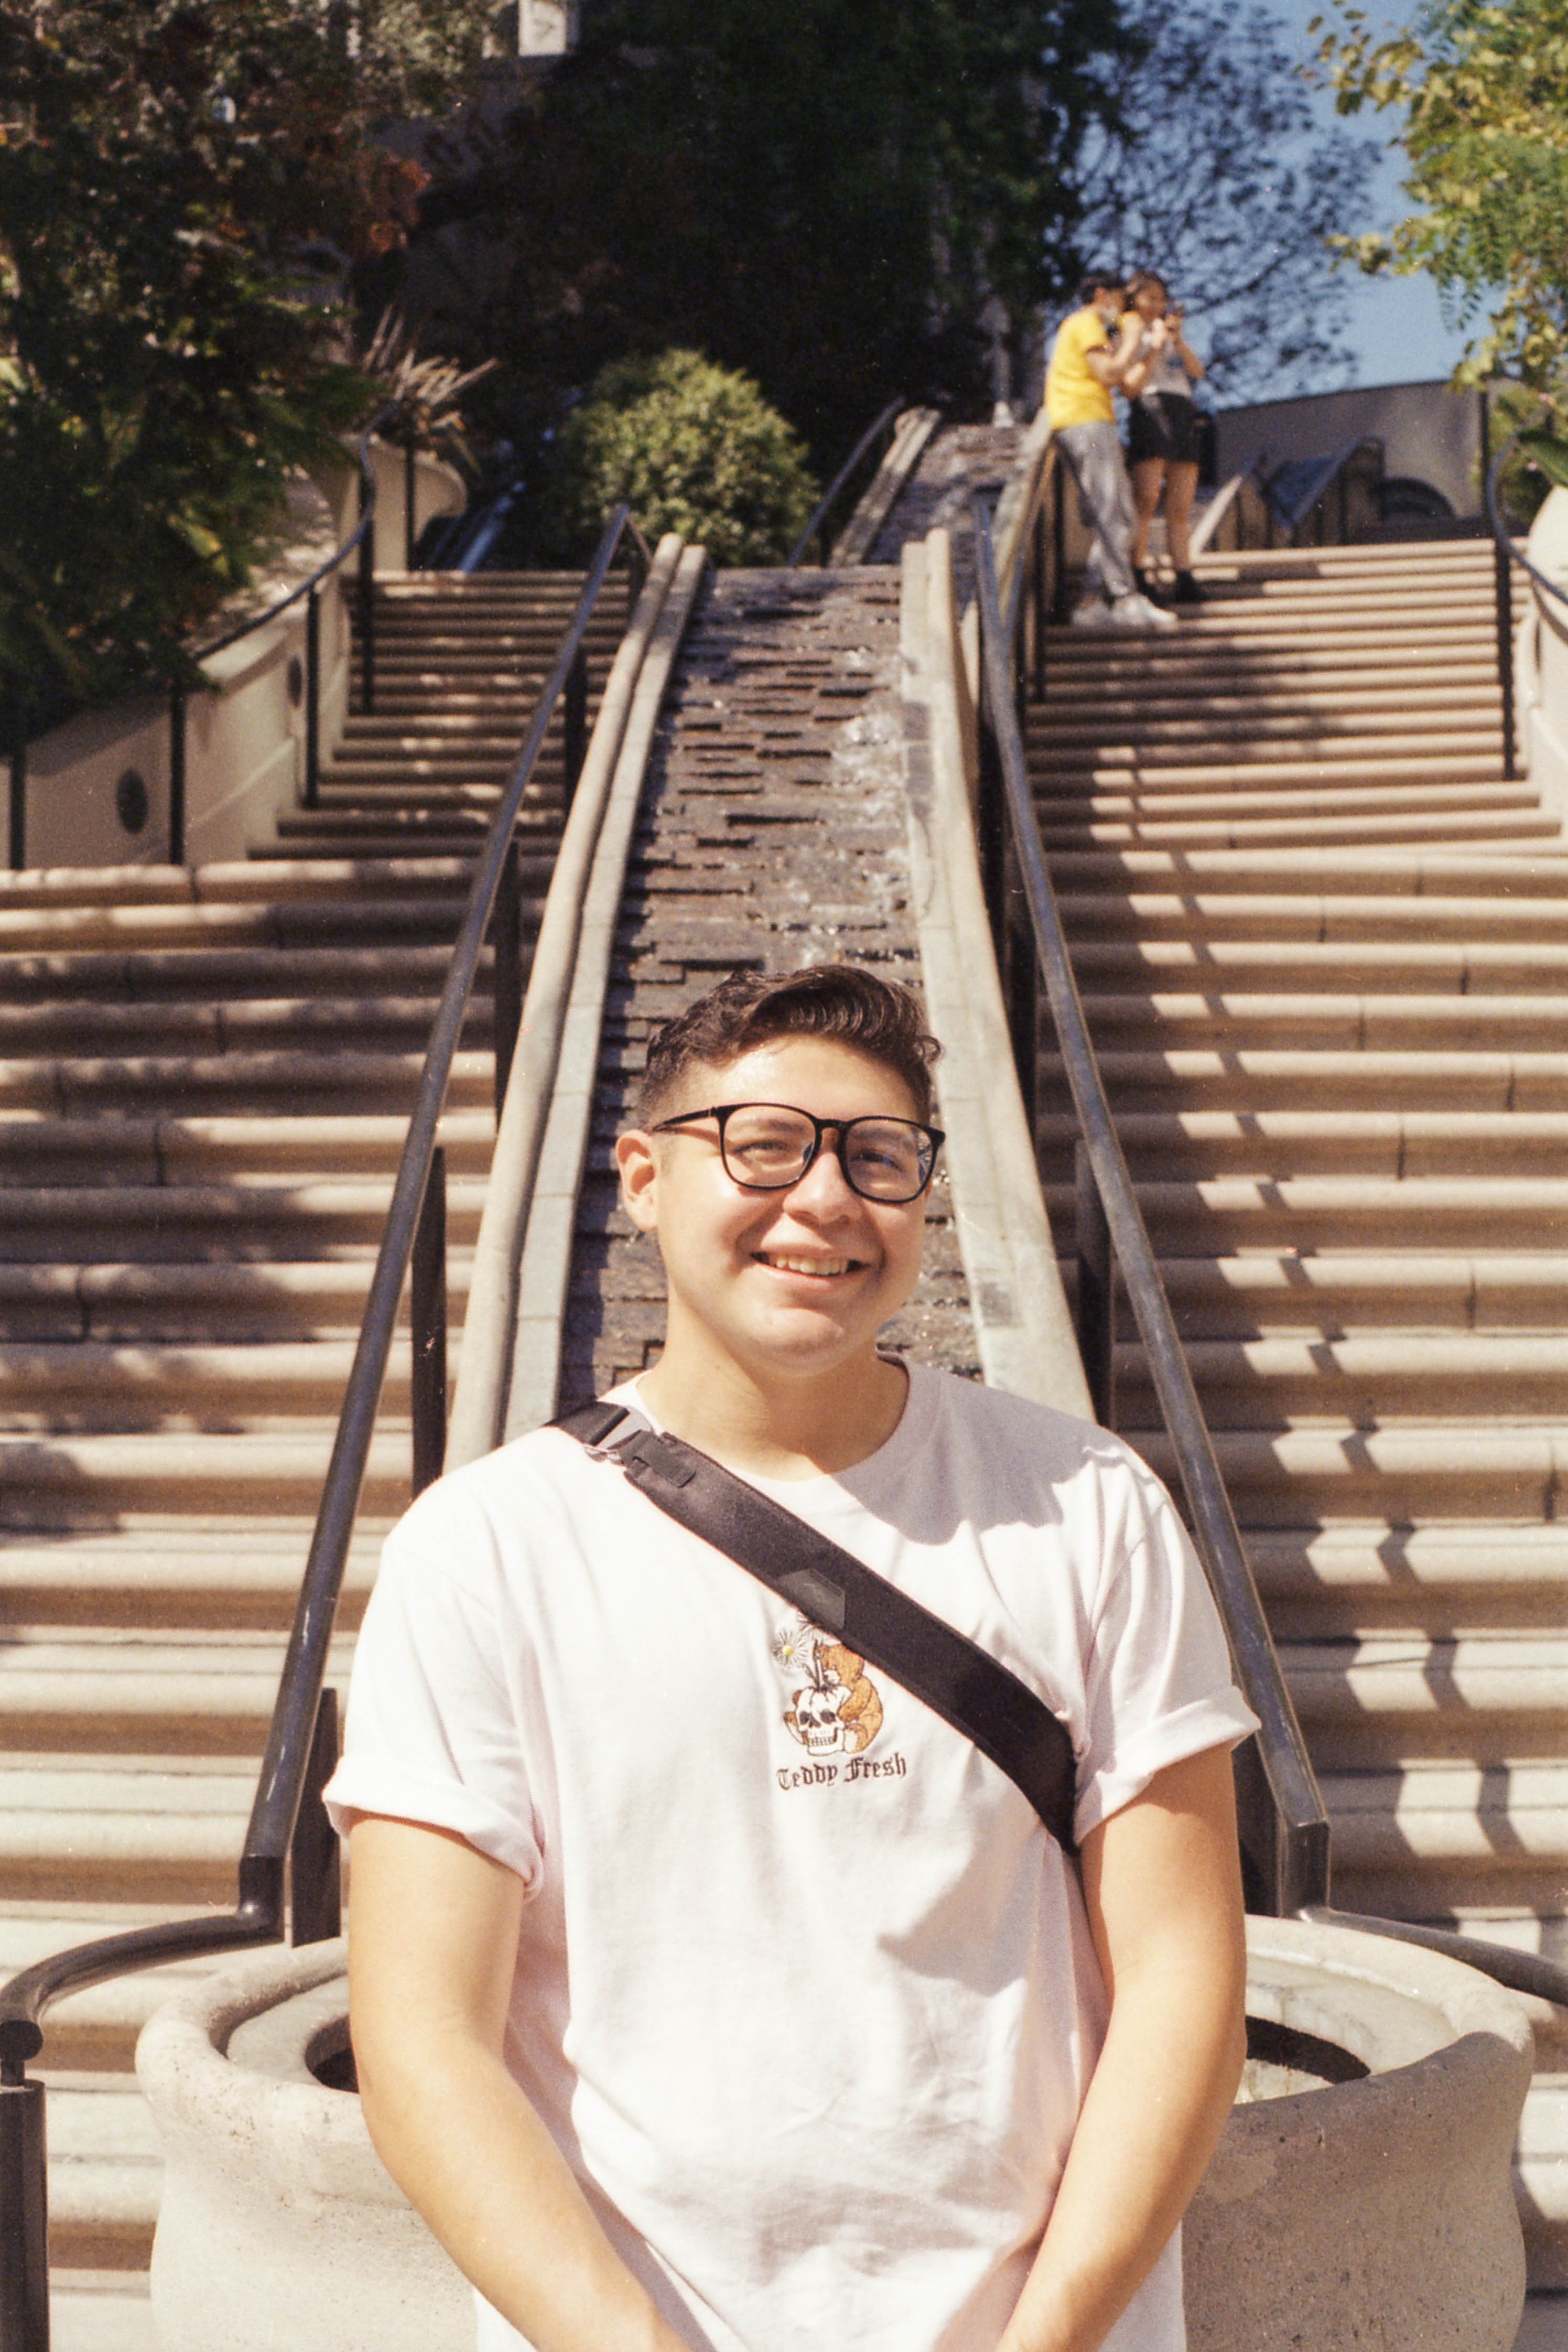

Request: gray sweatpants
left=1055, top=420, right=1137, bottom=604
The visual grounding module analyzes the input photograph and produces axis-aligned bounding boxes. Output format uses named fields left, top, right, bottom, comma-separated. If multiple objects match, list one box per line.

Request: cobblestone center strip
left=561, top=565, right=979, bottom=1404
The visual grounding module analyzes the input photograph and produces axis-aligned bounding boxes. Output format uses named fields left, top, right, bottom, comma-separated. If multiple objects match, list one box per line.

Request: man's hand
left=348, top=1815, right=691, bottom=2352
left=996, top=1745, right=1248, bottom=2352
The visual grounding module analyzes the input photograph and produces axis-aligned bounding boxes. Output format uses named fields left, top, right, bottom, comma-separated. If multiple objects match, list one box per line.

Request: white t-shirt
left=326, top=1363, right=1257, bottom=2352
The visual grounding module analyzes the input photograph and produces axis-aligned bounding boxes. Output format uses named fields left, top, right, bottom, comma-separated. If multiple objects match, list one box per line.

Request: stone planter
left=138, top=1916, right=1532, bottom=2352
left=1186, top=1916, right=1532, bottom=2352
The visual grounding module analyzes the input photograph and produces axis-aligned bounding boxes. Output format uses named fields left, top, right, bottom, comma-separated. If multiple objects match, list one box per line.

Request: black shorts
left=1127, top=392, right=1201, bottom=467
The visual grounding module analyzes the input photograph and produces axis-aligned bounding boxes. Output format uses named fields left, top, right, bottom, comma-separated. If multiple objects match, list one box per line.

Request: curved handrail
left=785, top=397, right=905, bottom=567
left=190, top=403, right=396, bottom=664
left=968, top=495, right=1331, bottom=1916
left=978, top=488, right=1568, bottom=2005
left=0, top=504, right=641, bottom=2081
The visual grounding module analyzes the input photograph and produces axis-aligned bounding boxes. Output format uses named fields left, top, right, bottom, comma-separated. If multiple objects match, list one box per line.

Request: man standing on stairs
left=1046, top=272, right=1176, bottom=632
left=328, top=965, right=1254, bottom=2352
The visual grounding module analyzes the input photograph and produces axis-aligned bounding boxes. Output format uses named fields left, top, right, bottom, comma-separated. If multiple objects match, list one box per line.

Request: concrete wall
left=13, top=445, right=467, bottom=871
left=1214, top=380, right=1486, bottom=519
left=1517, top=487, right=1568, bottom=831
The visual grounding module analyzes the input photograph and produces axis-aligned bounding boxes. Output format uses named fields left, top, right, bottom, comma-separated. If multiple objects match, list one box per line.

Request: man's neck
left=635, top=1346, right=909, bottom=1481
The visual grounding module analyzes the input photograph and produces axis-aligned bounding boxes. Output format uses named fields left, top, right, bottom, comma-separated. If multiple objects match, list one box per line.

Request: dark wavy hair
left=635, top=964, right=940, bottom=1126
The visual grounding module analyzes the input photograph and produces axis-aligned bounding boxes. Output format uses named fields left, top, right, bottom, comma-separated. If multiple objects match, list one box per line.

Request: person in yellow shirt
left=1044, top=272, right=1174, bottom=630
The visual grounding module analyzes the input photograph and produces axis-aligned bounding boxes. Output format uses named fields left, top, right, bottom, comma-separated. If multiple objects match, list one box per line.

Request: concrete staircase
left=1029, top=534, right=1567, bottom=2275
left=0, top=567, right=625, bottom=2343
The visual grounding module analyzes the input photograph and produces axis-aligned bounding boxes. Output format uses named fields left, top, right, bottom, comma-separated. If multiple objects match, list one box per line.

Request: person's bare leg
left=1130, top=457, right=1165, bottom=571
left=1165, top=461, right=1199, bottom=571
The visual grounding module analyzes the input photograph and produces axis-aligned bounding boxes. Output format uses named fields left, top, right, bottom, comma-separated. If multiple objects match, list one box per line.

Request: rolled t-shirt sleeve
left=323, top=1491, right=544, bottom=1890
left=1073, top=1450, right=1259, bottom=1844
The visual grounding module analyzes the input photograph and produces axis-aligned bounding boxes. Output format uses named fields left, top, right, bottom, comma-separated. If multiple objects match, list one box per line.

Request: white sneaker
left=1109, top=592, right=1177, bottom=631
left=1071, top=599, right=1116, bottom=628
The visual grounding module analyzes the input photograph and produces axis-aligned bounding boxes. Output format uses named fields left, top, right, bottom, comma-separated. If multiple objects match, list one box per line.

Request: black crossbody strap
left=555, top=1398, right=1077, bottom=1853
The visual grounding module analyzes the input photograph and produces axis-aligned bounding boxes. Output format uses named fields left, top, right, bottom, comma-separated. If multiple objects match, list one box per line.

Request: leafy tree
left=399, top=0, right=1132, bottom=470
left=0, top=0, right=499, bottom=738
left=1316, top=0, right=1568, bottom=391
left=1072, top=0, right=1377, bottom=402
left=548, top=349, right=817, bottom=564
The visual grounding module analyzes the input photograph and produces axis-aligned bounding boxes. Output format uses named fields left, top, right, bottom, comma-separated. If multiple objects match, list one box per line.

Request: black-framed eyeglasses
left=650, top=1101, right=945, bottom=1203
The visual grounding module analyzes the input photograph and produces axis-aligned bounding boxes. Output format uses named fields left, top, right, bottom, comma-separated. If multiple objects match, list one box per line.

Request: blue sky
left=1265, top=0, right=1470, bottom=389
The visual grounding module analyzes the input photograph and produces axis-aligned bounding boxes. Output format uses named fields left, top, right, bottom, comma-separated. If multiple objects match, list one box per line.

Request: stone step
left=0, top=995, right=491, bottom=1054
left=0, top=1625, right=358, bottom=1752
left=0, top=1255, right=474, bottom=1343
left=1068, top=935, right=1568, bottom=987
left=1120, top=1332, right=1568, bottom=1421
left=0, top=1755, right=258, bottom=1903
left=1097, top=1173, right=1568, bottom=1253
left=1047, top=1048, right=1568, bottom=1111
left=0, top=1333, right=452, bottom=1425
left=1277, top=1634, right=1568, bottom=1766
left=1149, top=1251, right=1568, bottom=1334
left=1037, top=748, right=1507, bottom=792
left=0, top=1178, right=485, bottom=1262
left=1038, top=803, right=1543, bottom=854
left=1243, top=1522, right=1568, bottom=1637
left=0, top=1046, right=494, bottom=1117
left=1047, top=847, right=1568, bottom=896
left=50, top=2273, right=158, bottom=2352
left=39, top=2073, right=161, bottom=2268
left=1094, top=1110, right=1568, bottom=1179
left=0, top=1108, right=494, bottom=1185
left=0, top=938, right=499, bottom=1000
left=1057, top=889, right=1568, bottom=944
left=1321, top=1758, right=1568, bottom=1919
left=0, top=1518, right=384, bottom=1630
left=1043, top=779, right=1526, bottom=827
left=1130, top=1421, right=1564, bottom=1525
left=0, top=1425, right=414, bottom=1525
left=1080, top=990, right=1568, bottom=1051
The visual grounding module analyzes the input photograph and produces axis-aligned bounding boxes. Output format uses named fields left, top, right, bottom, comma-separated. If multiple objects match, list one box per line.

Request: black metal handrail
left=981, top=469, right=1568, bottom=2010
left=0, top=504, right=642, bottom=2352
left=969, top=491, right=1329, bottom=1920
left=786, top=398, right=905, bottom=567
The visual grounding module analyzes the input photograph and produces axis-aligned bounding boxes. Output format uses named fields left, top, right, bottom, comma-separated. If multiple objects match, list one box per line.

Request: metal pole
left=563, top=646, right=588, bottom=815
left=1482, top=392, right=1518, bottom=782
left=404, top=441, right=417, bottom=572
left=411, top=1149, right=448, bottom=1499
left=492, top=839, right=522, bottom=1123
left=0, top=2072, right=49, bottom=2351
left=358, top=496, right=376, bottom=718
left=288, top=1687, right=341, bottom=1946
left=7, top=743, right=24, bottom=873
left=1051, top=458, right=1070, bottom=625
left=304, top=588, right=321, bottom=810
left=1074, top=1141, right=1116, bottom=1429
left=168, top=686, right=186, bottom=866
left=1031, top=498, right=1047, bottom=702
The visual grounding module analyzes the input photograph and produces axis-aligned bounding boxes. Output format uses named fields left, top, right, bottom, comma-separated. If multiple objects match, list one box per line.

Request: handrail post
left=1030, top=497, right=1048, bottom=702
left=288, top=1686, right=341, bottom=1946
left=1480, top=389, right=1517, bottom=781
left=7, top=742, right=24, bottom=873
left=412, top=1148, right=448, bottom=1500
left=358, top=486, right=376, bottom=718
left=1050, top=458, right=1070, bottom=625
left=563, top=645, right=589, bottom=815
left=304, top=588, right=321, bottom=810
left=404, top=441, right=417, bottom=573
left=1074, top=1141, right=1116, bottom=1428
left=0, top=2068, right=49, bottom=2352
left=492, top=837, right=522, bottom=1120
left=168, top=685, right=186, bottom=866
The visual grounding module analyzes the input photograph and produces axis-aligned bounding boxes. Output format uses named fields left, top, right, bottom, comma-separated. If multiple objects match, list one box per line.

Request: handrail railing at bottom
left=0, top=505, right=646, bottom=2352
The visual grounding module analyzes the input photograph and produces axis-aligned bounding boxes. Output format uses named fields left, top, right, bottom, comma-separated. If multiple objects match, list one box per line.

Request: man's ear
left=617, top=1127, right=659, bottom=1232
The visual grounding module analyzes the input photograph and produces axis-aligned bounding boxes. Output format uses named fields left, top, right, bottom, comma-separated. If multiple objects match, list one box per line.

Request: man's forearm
left=997, top=1747, right=1248, bottom=2352
left=358, top=2014, right=689, bottom=2352
left=996, top=1954, right=1244, bottom=2352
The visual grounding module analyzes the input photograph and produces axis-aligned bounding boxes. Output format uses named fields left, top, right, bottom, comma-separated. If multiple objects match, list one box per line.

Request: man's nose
left=784, top=1137, right=857, bottom=1208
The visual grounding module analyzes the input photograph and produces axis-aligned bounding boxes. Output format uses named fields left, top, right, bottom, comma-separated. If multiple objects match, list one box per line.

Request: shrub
left=551, top=350, right=818, bottom=566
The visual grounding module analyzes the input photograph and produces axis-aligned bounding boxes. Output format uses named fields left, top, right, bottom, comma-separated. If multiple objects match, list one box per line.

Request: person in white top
left=1120, top=270, right=1208, bottom=608
left=330, top=963, right=1255, bottom=2352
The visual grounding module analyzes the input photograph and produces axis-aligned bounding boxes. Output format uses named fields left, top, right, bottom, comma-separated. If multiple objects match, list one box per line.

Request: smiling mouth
left=755, top=1252, right=860, bottom=1278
